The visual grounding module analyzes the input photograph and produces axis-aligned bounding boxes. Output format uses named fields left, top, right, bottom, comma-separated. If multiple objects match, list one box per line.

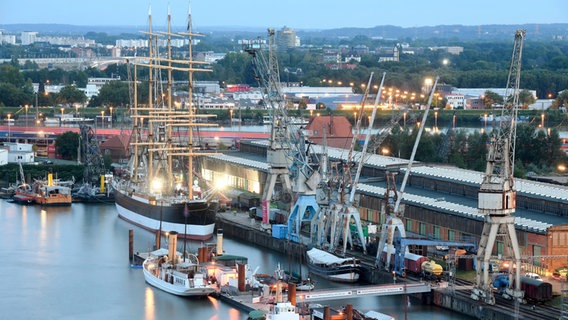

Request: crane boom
left=472, top=29, right=526, bottom=307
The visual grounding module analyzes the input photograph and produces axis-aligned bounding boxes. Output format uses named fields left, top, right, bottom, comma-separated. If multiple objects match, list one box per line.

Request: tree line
left=378, top=122, right=568, bottom=180
left=1, top=37, right=568, bottom=109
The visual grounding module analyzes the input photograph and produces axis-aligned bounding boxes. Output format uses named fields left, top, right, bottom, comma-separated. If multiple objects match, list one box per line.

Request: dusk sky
left=1, top=0, right=567, bottom=30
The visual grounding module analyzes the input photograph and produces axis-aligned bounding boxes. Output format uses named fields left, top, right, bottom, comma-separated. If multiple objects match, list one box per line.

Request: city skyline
left=1, top=0, right=567, bottom=30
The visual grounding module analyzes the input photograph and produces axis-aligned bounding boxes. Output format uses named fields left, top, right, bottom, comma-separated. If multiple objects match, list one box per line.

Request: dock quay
left=215, top=211, right=562, bottom=320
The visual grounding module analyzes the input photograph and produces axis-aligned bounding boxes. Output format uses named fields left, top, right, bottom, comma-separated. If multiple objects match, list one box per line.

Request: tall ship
left=113, top=5, right=220, bottom=240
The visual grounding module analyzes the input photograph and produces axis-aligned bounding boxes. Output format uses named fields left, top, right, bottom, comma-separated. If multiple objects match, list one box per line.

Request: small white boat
left=142, top=232, right=218, bottom=297
left=266, top=301, right=300, bottom=320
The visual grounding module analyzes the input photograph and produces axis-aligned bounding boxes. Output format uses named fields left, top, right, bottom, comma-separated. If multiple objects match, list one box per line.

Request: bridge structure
left=294, top=282, right=431, bottom=302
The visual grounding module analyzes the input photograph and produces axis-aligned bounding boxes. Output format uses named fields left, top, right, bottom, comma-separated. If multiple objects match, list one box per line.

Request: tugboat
left=142, top=231, right=218, bottom=297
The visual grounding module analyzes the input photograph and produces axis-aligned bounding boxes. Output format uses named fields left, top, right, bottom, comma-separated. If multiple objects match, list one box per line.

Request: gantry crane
left=471, top=29, right=526, bottom=306
left=375, top=77, right=439, bottom=269
left=244, top=29, right=294, bottom=226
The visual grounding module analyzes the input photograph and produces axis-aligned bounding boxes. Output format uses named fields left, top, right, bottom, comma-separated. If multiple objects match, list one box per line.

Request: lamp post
left=434, top=111, right=438, bottom=128
left=101, top=110, right=105, bottom=129
left=35, top=91, right=40, bottom=131
left=109, top=107, right=113, bottom=128
left=25, top=104, right=29, bottom=129
left=7, top=114, right=11, bottom=142
left=229, top=108, right=233, bottom=128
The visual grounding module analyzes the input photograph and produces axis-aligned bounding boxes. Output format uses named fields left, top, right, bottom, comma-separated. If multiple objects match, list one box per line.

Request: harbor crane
left=244, top=29, right=297, bottom=227
left=470, top=29, right=526, bottom=306
left=311, top=73, right=386, bottom=256
left=375, top=77, right=439, bottom=269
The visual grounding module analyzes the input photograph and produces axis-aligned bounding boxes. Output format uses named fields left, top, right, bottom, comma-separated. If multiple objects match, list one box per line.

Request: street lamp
left=101, top=110, right=105, bottom=129
left=434, top=111, right=438, bottom=129
left=35, top=91, right=39, bottom=131
left=229, top=108, right=233, bottom=128
left=7, top=114, right=11, bottom=142
left=25, top=104, right=29, bottom=129
left=109, top=106, right=113, bottom=128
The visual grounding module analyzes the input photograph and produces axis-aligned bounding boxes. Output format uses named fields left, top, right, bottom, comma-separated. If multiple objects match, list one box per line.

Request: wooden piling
left=345, top=304, right=353, bottom=320
left=237, top=263, right=246, bottom=292
left=288, top=283, right=297, bottom=305
left=155, top=230, right=161, bottom=249
left=128, top=229, right=134, bottom=262
left=324, top=306, right=330, bottom=320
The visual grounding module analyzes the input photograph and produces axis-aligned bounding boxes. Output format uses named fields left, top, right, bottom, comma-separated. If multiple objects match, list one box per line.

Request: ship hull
left=306, top=248, right=360, bottom=283
left=114, top=189, right=216, bottom=241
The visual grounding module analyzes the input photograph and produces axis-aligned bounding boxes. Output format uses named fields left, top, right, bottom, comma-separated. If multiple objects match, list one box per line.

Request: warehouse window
left=419, top=223, right=426, bottom=236
left=433, top=226, right=440, bottom=240
left=448, top=230, right=455, bottom=241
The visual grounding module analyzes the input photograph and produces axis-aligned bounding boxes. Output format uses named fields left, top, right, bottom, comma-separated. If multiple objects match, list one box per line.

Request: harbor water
left=0, top=200, right=473, bottom=319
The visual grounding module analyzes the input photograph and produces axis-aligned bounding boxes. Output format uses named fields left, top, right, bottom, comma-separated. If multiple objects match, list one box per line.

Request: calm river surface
left=0, top=200, right=472, bottom=320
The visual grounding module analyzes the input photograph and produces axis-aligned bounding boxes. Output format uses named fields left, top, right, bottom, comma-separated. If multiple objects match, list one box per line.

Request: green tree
left=553, top=90, right=568, bottom=110
left=0, top=64, right=25, bottom=87
left=0, top=82, right=25, bottom=107
left=97, top=81, right=130, bottom=107
left=55, top=131, right=80, bottom=160
left=482, top=90, right=503, bottom=108
left=56, top=85, right=87, bottom=107
left=517, top=89, right=536, bottom=109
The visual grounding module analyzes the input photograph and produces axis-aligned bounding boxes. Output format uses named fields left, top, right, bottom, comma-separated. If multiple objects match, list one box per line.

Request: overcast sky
left=1, top=0, right=566, bottom=29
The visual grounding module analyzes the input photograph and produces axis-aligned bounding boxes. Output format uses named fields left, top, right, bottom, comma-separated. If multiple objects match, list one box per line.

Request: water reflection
left=144, top=287, right=155, bottom=320
left=0, top=201, right=471, bottom=320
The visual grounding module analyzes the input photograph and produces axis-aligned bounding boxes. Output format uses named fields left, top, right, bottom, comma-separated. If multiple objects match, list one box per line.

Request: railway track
left=355, top=251, right=563, bottom=320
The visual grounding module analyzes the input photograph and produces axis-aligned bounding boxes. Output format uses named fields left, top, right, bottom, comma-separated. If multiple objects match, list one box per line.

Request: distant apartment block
left=115, top=38, right=197, bottom=48
left=429, top=46, right=464, bottom=55
left=0, top=30, right=16, bottom=45
left=36, top=36, right=95, bottom=47
left=115, top=39, right=149, bottom=48
left=21, top=31, right=38, bottom=45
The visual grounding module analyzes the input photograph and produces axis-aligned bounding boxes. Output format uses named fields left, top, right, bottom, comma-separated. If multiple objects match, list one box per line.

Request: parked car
left=524, top=272, right=543, bottom=281
left=552, top=272, right=566, bottom=281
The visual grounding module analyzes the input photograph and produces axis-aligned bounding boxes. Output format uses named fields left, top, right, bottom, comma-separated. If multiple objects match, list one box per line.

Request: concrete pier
left=215, top=211, right=561, bottom=319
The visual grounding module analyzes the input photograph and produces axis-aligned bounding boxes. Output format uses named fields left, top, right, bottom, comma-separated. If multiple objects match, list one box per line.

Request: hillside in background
left=1, top=23, right=567, bottom=41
